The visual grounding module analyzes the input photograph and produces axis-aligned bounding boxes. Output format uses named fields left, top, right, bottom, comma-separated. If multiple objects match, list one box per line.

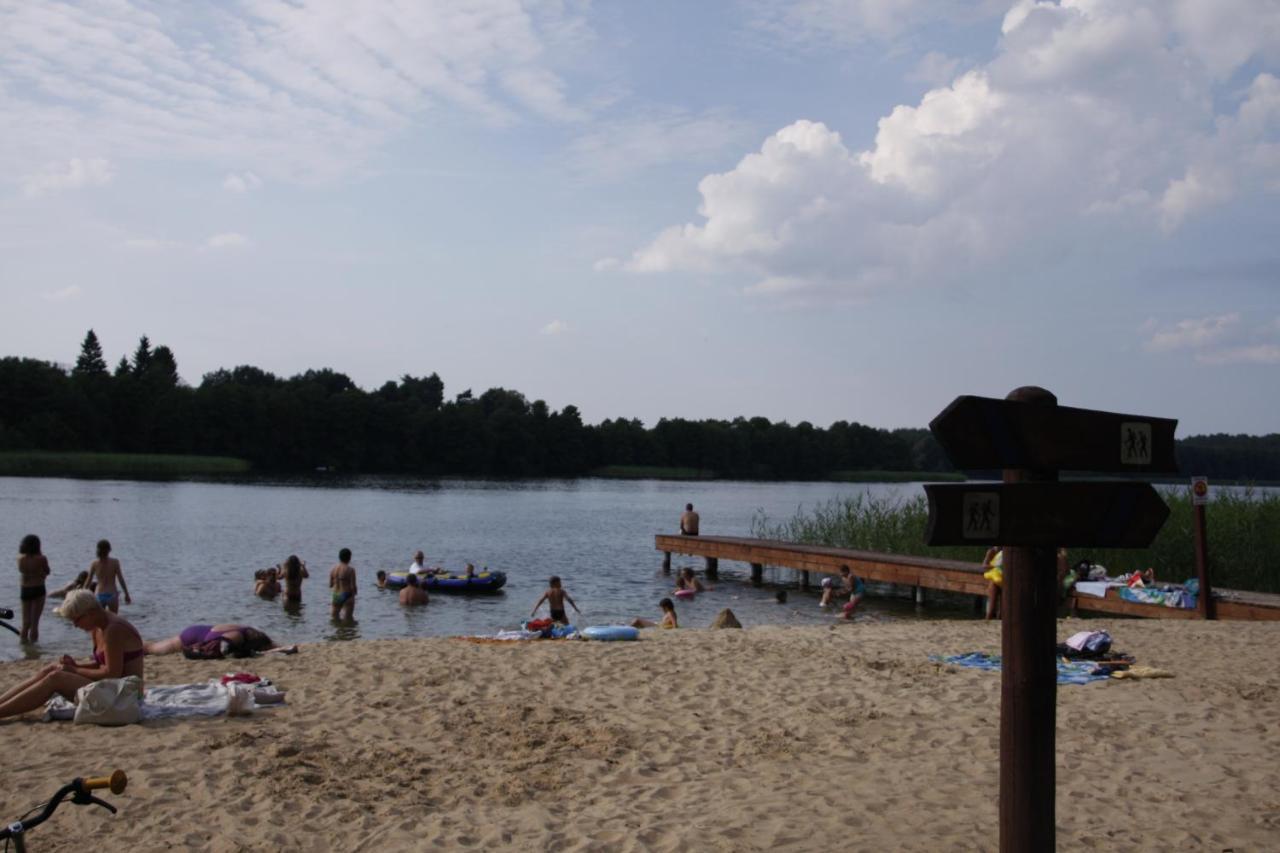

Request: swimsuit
left=549, top=607, right=567, bottom=623
left=332, top=590, right=353, bottom=608
left=93, top=621, right=145, bottom=664
left=96, top=591, right=118, bottom=607
left=20, top=584, right=46, bottom=601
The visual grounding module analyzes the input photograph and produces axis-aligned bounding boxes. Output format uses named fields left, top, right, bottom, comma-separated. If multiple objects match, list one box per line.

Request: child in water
left=632, top=598, right=678, bottom=629
left=531, top=575, right=580, bottom=625
left=674, top=567, right=710, bottom=593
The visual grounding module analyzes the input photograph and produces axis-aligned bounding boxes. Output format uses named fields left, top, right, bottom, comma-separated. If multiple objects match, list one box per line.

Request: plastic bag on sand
left=226, top=682, right=257, bottom=716
left=74, top=676, right=142, bottom=726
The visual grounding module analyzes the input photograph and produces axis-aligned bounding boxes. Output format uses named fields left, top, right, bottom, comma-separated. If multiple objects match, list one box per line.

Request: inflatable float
left=581, top=625, right=639, bottom=642
left=385, top=569, right=507, bottom=593
left=674, top=588, right=696, bottom=599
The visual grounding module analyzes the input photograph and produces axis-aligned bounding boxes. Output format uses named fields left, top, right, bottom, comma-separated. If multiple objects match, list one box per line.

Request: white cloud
left=0, top=1, right=590, bottom=183
left=1143, top=314, right=1239, bottom=352
left=540, top=319, right=570, bottom=335
left=41, top=285, right=82, bottom=302
left=222, top=171, right=263, bottom=193
left=206, top=232, right=250, bottom=250
left=1197, top=344, right=1280, bottom=366
left=615, top=1, right=1280, bottom=295
left=21, top=158, right=114, bottom=197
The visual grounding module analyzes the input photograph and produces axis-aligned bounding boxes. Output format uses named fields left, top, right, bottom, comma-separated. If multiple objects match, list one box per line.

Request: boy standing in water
left=88, top=539, right=131, bottom=613
left=329, top=548, right=357, bottom=621
left=531, top=575, right=580, bottom=625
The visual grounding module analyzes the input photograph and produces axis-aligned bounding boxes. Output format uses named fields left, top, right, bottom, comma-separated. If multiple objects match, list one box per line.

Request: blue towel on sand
left=931, top=652, right=1111, bottom=685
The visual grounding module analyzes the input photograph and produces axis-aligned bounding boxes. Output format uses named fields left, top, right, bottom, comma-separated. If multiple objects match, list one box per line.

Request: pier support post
left=706, top=557, right=719, bottom=579
left=800, top=570, right=811, bottom=590
left=915, top=586, right=925, bottom=606
left=750, top=563, right=763, bottom=586
left=662, top=552, right=671, bottom=574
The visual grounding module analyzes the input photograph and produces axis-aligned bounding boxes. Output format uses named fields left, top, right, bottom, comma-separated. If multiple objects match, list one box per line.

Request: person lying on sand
left=145, top=624, right=297, bottom=659
left=632, top=598, right=678, bottom=629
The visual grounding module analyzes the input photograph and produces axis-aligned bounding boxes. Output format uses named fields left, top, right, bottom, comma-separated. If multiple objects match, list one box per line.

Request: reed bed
left=751, top=486, right=1280, bottom=594
left=0, top=451, right=251, bottom=477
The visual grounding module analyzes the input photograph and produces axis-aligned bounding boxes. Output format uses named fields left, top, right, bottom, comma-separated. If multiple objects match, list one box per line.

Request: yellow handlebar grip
left=82, top=770, right=127, bottom=795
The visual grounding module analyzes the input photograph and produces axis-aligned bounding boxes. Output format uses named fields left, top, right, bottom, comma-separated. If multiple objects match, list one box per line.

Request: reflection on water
left=0, top=475, right=973, bottom=661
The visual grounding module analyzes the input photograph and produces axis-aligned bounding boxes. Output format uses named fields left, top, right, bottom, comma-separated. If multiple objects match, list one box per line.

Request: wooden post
left=750, top=563, right=763, bottom=586
left=1192, top=501, right=1215, bottom=619
left=915, top=585, right=925, bottom=606
left=800, top=570, right=811, bottom=590
left=1000, top=386, right=1059, bottom=853
left=662, top=551, right=671, bottom=574
left=706, top=557, right=719, bottom=579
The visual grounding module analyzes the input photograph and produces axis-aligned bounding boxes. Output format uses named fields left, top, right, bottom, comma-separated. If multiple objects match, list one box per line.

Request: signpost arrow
left=923, top=481, right=1171, bottom=548
left=929, top=395, right=1179, bottom=473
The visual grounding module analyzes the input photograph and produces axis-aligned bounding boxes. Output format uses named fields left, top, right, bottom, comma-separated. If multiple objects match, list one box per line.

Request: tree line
left=0, top=331, right=1276, bottom=481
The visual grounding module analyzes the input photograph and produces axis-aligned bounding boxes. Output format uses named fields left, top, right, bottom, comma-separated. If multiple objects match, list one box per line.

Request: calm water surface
left=1, top=475, right=971, bottom=660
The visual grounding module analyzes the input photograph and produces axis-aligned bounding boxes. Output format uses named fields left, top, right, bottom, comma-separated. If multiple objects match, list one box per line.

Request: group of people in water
left=4, top=533, right=298, bottom=721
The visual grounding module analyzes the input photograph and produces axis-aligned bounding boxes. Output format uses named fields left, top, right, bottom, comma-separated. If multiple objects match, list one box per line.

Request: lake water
left=1, top=475, right=949, bottom=661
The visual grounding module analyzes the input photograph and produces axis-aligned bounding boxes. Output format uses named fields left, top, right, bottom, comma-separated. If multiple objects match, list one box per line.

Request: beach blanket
left=44, top=679, right=284, bottom=722
left=1117, top=586, right=1196, bottom=609
left=931, top=653, right=1114, bottom=685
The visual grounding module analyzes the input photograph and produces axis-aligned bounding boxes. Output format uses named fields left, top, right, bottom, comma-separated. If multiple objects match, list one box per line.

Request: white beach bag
left=74, top=676, right=142, bottom=726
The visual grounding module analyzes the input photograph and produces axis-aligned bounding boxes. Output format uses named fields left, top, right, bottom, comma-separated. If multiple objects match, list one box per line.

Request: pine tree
left=114, top=356, right=131, bottom=378
left=72, top=329, right=108, bottom=377
left=132, top=335, right=153, bottom=375
left=148, top=345, right=181, bottom=386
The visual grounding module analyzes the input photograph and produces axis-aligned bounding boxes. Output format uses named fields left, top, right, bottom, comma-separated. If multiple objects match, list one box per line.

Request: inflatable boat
left=422, top=569, right=507, bottom=594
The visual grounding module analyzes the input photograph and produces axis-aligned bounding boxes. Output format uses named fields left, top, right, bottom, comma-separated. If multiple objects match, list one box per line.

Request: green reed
left=751, top=486, right=1280, bottom=593
left=0, top=451, right=251, bottom=477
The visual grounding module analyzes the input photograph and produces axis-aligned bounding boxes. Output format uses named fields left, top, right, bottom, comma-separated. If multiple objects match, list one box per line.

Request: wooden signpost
left=925, top=387, right=1179, bottom=853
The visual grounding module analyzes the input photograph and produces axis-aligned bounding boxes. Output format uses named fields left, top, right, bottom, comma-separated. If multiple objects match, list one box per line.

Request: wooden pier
left=655, top=534, right=1280, bottom=621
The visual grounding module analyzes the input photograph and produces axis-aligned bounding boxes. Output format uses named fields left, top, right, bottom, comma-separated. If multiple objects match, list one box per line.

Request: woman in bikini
left=0, top=589, right=145, bottom=720
left=17, top=533, right=51, bottom=644
left=144, top=624, right=296, bottom=658
left=87, top=539, right=131, bottom=614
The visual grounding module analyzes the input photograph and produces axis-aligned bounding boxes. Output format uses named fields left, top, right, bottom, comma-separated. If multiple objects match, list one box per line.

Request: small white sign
left=963, top=492, right=1000, bottom=539
left=1120, top=422, right=1152, bottom=465
left=1191, top=476, right=1210, bottom=506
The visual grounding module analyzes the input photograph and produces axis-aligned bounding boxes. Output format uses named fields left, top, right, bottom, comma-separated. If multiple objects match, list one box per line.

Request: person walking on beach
left=679, top=503, right=700, bottom=536
left=531, top=575, right=580, bottom=625
left=399, top=573, right=429, bottom=606
left=280, top=554, right=308, bottom=604
left=87, top=539, right=131, bottom=614
left=16, top=534, right=50, bottom=644
left=329, top=548, right=358, bottom=621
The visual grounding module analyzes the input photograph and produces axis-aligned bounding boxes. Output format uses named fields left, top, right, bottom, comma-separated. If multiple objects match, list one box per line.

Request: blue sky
left=2, top=0, right=1278, bottom=436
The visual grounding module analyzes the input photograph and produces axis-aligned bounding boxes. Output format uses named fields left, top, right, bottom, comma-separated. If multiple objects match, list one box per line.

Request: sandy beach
left=2, top=618, right=1278, bottom=852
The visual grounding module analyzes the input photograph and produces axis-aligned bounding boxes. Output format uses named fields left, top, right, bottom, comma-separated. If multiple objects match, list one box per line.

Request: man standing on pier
left=680, top=503, right=700, bottom=536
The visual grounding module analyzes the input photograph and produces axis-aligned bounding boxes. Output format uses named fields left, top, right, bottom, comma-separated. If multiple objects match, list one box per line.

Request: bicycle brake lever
left=83, top=795, right=117, bottom=815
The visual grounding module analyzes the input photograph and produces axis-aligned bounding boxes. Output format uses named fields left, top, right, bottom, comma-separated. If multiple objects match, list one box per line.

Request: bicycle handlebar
left=0, top=772, right=126, bottom=840
left=83, top=770, right=128, bottom=795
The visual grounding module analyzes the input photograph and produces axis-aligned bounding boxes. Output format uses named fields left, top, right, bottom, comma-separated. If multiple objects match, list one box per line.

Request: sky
left=2, top=0, right=1279, bottom=437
